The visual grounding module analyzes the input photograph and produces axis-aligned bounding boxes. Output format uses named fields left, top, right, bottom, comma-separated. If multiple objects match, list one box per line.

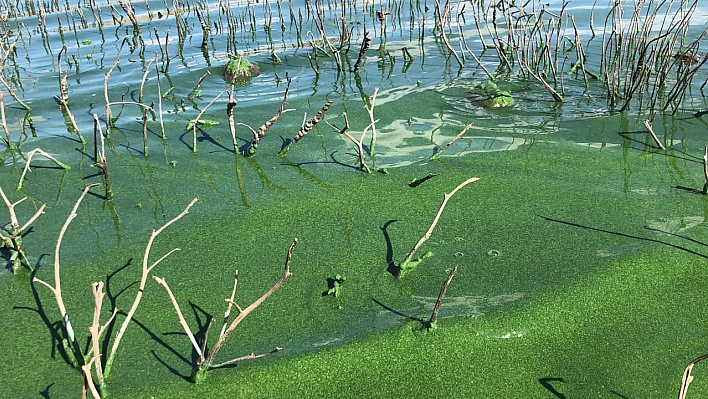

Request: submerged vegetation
left=0, top=0, right=708, bottom=396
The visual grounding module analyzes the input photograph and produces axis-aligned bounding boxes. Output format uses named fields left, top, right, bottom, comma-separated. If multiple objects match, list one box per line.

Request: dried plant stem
left=220, top=270, right=239, bottom=338
left=279, top=101, right=332, bottom=155
left=0, top=92, right=11, bottom=146
left=17, top=148, right=71, bottom=190
left=104, top=38, right=126, bottom=136
left=398, top=177, right=480, bottom=273
left=430, top=124, right=473, bottom=161
left=427, top=265, right=458, bottom=328
left=0, top=184, right=47, bottom=271
left=226, top=85, right=238, bottom=153
left=0, top=75, right=31, bottom=111
left=644, top=119, right=665, bottom=150
left=702, top=145, right=708, bottom=195
left=328, top=112, right=370, bottom=172
left=246, top=77, right=292, bottom=156
left=103, top=197, right=198, bottom=378
left=353, top=33, right=371, bottom=72
left=191, top=238, right=297, bottom=382
left=87, top=281, right=117, bottom=393
left=152, top=276, right=203, bottom=357
left=154, top=61, right=165, bottom=139
left=33, top=184, right=99, bottom=366
left=363, top=88, right=379, bottom=158
left=192, top=88, right=227, bottom=154
left=139, top=56, right=157, bottom=156
left=190, top=71, right=210, bottom=98
left=678, top=353, right=708, bottom=399
left=92, top=115, right=113, bottom=200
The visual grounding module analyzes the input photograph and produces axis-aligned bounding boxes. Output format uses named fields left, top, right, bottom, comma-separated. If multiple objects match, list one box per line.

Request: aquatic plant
left=279, top=100, right=333, bottom=155
left=154, top=238, right=297, bottom=383
left=397, top=177, right=480, bottom=276
left=222, top=56, right=260, bottom=83
left=468, top=81, right=514, bottom=109
left=326, top=274, right=346, bottom=297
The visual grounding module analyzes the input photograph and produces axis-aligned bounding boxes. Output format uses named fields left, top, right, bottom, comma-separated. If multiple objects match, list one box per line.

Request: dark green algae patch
left=3, top=132, right=708, bottom=397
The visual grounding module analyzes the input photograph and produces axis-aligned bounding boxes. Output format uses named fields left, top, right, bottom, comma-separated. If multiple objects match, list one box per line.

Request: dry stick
left=226, top=85, right=238, bottom=153
left=678, top=353, right=708, bottom=399
left=81, top=357, right=101, bottom=399
left=0, top=75, right=31, bottom=111
left=152, top=276, right=204, bottom=357
left=457, top=7, right=493, bottom=80
left=104, top=38, right=126, bottom=138
left=139, top=55, right=157, bottom=156
left=220, top=270, right=239, bottom=339
left=0, top=92, right=11, bottom=146
left=87, top=281, right=117, bottom=393
left=279, top=101, right=332, bottom=155
left=644, top=118, right=665, bottom=150
left=33, top=184, right=100, bottom=367
left=352, top=33, right=371, bottom=72
left=55, top=93, right=86, bottom=145
left=189, top=71, right=210, bottom=99
left=246, top=77, right=292, bottom=156
left=0, top=184, right=47, bottom=271
left=192, top=88, right=227, bottom=154
left=17, top=148, right=71, bottom=190
left=363, top=88, right=379, bottom=158
left=428, top=265, right=458, bottom=328
left=327, top=112, right=370, bottom=172
left=103, top=197, right=199, bottom=378
left=92, top=115, right=113, bottom=200
left=193, top=238, right=297, bottom=379
left=154, top=61, right=165, bottom=139
left=434, top=0, right=463, bottom=68
left=429, top=124, right=473, bottom=161
left=702, top=145, right=708, bottom=195
left=398, top=177, right=481, bottom=273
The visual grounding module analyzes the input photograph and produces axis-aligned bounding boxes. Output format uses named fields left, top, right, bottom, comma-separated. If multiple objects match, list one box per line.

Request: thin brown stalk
left=192, top=238, right=297, bottom=381
left=327, top=112, right=370, bottom=173
left=139, top=56, right=157, bottom=156
left=246, top=77, right=292, bottom=156
left=226, top=85, right=238, bottom=153
left=279, top=101, right=332, bottom=155
left=428, top=265, right=458, bottom=328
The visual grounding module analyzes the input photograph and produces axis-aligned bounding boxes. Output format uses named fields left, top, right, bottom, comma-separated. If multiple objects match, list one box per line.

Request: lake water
left=2, top=0, right=708, bottom=397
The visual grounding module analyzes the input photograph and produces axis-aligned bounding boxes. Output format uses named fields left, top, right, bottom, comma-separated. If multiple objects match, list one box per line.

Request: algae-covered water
left=2, top=0, right=708, bottom=397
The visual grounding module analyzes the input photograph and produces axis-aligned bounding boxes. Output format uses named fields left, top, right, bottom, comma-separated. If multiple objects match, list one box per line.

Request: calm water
left=2, top=0, right=708, bottom=396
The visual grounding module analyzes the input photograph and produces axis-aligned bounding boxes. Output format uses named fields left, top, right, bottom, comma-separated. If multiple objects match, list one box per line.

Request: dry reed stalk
left=279, top=100, right=332, bottom=155
left=429, top=124, right=473, bottom=161
left=246, top=77, right=292, bottom=156
left=644, top=118, right=665, bottom=150
left=92, top=114, right=113, bottom=200
left=0, top=92, right=12, bottom=146
left=187, top=238, right=297, bottom=382
left=678, top=353, right=708, bottom=399
left=33, top=183, right=100, bottom=370
left=427, top=265, right=458, bottom=329
left=363, top=88, right=379, bottom=158
left=103, top=197, right=198, bottom=378
left=139, top=55, right=157, bottom=155
left=398, top=177, right=480, bottom=274
left=17, top=148, right=71, bottom=190
left=327, top=112, right=370, bottom=172
left=352, top=33, right=371, bottom=72
left=226, top=85, right=238, bottom=153
left=0, top=183, right=46, bottom=272
left=191, top=88, right=227, bottom=154
left=104, top=38, right=126, bottom=136
left=86, top=281, right=117, bottom=393
left=154, top=61, right=165, bottom=139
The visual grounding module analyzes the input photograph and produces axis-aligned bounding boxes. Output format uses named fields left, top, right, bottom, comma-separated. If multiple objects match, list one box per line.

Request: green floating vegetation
left=186, top=119, right=219, bottom=130
left=468, top=81, right=514, bottom=108
left=326, top=274, right=347, bottom=297
left=397, top=251, right=433, bottom=275
left=221, top=56, right=260, bottom=83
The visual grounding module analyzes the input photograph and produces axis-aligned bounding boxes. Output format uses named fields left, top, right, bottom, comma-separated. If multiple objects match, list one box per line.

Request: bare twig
left=398, top=177, right=480, bottom=274
left=644, top=119, right=665, bottom=150
left=103, top=197, right=199, bottom=378
left=152, top=276, right=204, bottom=357
left=430, top=124, right=473, bottom=161
left=678, top=353, right=708, bottom=399
left=192, top=88, right=228, bottom=154
left=17, top=148, right=71, bottom=191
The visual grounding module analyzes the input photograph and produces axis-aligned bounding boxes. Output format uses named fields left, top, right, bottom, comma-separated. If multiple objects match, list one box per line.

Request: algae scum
left=2, top=0, right=708, bottom=397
